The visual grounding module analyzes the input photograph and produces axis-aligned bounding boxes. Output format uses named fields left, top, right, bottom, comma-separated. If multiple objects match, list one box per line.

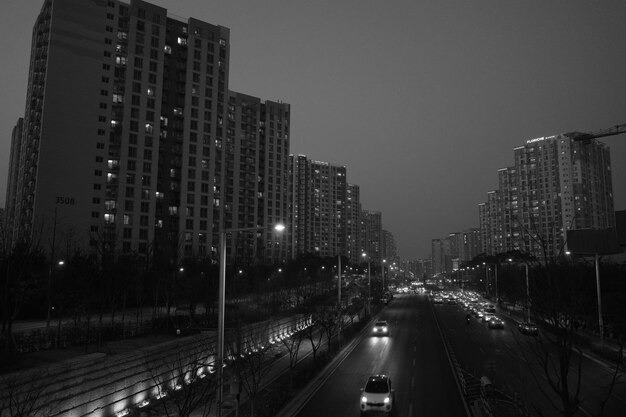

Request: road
left=295, top=293, right=468, bottom=416
left=434, top=296, right=626, bottom=417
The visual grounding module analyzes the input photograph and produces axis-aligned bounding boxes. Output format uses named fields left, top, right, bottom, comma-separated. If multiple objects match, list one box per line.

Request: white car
left=360, top=374, right=394, bottom=415
left=372, top=320, right=389, bottom=336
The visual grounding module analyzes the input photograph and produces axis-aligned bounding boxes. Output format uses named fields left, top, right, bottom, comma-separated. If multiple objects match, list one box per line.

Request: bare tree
left=0, top=369, right=51, bottom=417
left=280, top=327, right=305, bottom=387
left=0, top=238, right=46, bottom=359
left=224, top=323, right=279, bottom=416
left=507, top=218, right=624, bottom=417
left=146, top=342, right=217, bottom=417
left=303, top=315, right=324, bottom=363
left=315, top=306, right=339, bottom=354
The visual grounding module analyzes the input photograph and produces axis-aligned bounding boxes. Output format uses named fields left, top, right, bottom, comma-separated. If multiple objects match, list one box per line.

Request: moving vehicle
left=482, top=313, right=495, bottom=323
left=372, top=320, right=389, bottom=336
left=488, top=317, right=505, bottom=329
left=518, top=322, right=538, bottom=335
left=360, top=374, right=394, bottom=415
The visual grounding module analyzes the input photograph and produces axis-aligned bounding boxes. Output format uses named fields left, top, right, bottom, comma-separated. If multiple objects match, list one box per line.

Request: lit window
left=177, top=37, right=187, bottom=46
left=104, top=213, right=115, bottom=223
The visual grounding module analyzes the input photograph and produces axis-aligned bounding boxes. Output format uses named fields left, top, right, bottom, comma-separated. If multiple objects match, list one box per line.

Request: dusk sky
left=1, top=0, right=625, bottom=260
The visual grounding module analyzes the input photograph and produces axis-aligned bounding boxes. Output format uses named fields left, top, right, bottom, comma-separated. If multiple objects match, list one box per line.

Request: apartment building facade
left=290, top=155, right=347, bottom=259
left=6, top=0, right=290, bottom=265
left=479, top=134, right=614, bottom=260
left=345, top=183, right=361, bottom=263
left=360, top=210, right=382, bottom=264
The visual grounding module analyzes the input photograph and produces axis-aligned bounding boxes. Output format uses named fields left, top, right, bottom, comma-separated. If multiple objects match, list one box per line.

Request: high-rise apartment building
left=479, top=134, right=614, bottom=260
left=382, top=229, right=398, bottom=264
left=290, top=156, right=347, bottom=258
left=459, top=228, right=482, bottom=262
left=4, top=118, right=23, bottom=241
left=6, top=0, right=290, bottom=264
left=360, top=210, right=382, bottom=264
left=345, top=183, right=361, bottom=263
left=431, top=238, right=444, bottom=276
left=431, top=229, right=482, bottom=276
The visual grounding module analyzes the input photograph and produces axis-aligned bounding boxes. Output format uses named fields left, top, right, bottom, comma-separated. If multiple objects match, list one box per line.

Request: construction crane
left=565, top=124, right=626, bottom=144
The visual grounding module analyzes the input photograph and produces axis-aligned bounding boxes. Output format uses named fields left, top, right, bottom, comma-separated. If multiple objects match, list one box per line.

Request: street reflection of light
left=366, top=336, right=388, bottom=347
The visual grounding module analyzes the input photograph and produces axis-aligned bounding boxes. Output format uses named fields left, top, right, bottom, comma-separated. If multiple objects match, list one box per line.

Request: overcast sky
left=1, top=0, right=625, bottom=259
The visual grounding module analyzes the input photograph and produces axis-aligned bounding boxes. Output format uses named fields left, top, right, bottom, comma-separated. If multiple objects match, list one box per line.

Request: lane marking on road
left=409, top=403, right=413, bottom=416
left=611, top=392, right=626, bottom=405
left=411, top=376, right=415, bottom=388
left=429, top=300, right=473, bottom=417
left=412, top=359, right=416, bottom=366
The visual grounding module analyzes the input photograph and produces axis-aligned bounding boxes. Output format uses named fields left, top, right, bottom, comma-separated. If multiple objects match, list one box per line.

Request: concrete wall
left=0, top=315, right=311, bottom=417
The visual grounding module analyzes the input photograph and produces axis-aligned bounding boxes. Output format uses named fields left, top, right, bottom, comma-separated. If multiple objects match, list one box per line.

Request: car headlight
left=361, top=396, right=367, bottom=403
left=382, top=327, right=387, bottom=332
left=384, top=397, right=390, bottom=403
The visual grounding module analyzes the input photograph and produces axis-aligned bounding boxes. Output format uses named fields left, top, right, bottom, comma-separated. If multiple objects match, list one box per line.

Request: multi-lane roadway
left=296, top=293, right=468, bottom=416
left=294, top=292, right=625, bottom=417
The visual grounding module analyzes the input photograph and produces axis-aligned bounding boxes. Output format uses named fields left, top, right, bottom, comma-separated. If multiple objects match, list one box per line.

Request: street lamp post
left=508, top=258, right=530, bottom=322
left=494, top=263, right=499, bottom=303
left=362, top=253, right=371, bottom=315
left=483, top=262, right=499, bottom=302
left=217, top=223, right=284, bottom=417
left=524, top=262, right=530, bottom=323
left=381, top=259, right=386, bottom=292
left=337, top=255, right=342, bottom=345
